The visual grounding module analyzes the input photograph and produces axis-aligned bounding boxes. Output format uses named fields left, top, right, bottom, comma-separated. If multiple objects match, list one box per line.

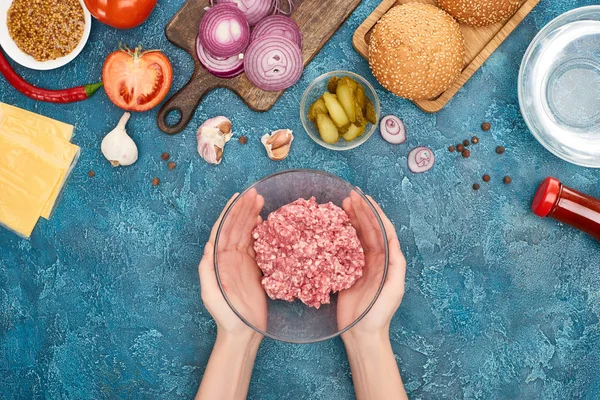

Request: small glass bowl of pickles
left=300, top=71, right=380, bottom=151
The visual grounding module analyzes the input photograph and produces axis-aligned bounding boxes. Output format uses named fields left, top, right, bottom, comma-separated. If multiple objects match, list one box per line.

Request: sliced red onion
left=199, top=3, right=250, bottom=58
left=408, top=147, right=435, bottom=173
left=212, top=0, right=273, bottom=26
left=244, top=35, right=303, bottom=91
left=196, top=37, right=244, bottom=78
left=251, top=15, right=302, bottom=48
left=273, top=0, right=295, bottom=15
left=380, top=115, right=406, bottom=144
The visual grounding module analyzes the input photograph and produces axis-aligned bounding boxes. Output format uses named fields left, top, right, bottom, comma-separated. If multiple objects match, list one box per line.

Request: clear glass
left=300, top=71, right=381, bottom=151
left=519, top=6, right=600, bottom=168
left=214, top=170, right=389, bottom=343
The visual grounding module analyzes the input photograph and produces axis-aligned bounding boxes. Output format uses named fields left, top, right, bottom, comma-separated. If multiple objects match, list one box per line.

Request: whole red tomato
left=84, top=0, right=157, bottom=29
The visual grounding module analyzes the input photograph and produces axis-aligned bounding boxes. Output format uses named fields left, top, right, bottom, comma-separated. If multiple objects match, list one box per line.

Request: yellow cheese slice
left=0, top=175, right=47, bottom=238
left=0, top=126, right=79, bottom=219
left=0, top=103, right=78, bottom=219
left=0, top=103, right=74, bottom=142
left=0, top=134, right=65, bottom=201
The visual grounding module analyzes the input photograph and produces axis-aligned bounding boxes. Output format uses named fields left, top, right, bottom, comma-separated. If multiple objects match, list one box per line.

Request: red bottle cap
left=532, top=177, right=561, bottom=217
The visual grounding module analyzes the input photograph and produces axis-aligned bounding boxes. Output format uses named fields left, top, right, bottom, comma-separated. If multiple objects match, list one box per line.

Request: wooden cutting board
left=352, top=0, right=540, bottom=113
left=157, top=0, right=362, bottom=135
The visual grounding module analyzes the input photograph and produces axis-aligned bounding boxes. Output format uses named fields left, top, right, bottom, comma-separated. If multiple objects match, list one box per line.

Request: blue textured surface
left=1, top=0, right=600, bottom=398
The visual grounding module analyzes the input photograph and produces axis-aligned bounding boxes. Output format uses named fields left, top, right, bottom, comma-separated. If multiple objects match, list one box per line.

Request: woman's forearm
left=196, top=332, right=262, bottom=400
left=343, top=332, right=408, bottom=400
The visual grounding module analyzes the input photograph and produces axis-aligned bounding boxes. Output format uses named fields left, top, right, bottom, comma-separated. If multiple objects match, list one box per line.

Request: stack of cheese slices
left=0, top=103, right=80, bottom=238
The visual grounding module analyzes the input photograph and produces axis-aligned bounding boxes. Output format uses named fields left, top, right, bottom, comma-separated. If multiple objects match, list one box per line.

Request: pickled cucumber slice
left=354, top=99, right=365, bottom=127
left=365, top=99, right=377, bottom=125
left=338, top=76, right=359, bottom=92
left=355, top=86, right=367, bottom=112
left=342, top=121, right=366, bottom=142
left=308, top=97, right=328, bottom=122
left=327, top=77, right=339, bottom=93
left=336, top=84, right=356, bottom=123
left=316, top=113, right=339, bottom=144
left=323, top=92, right=350, bottom=129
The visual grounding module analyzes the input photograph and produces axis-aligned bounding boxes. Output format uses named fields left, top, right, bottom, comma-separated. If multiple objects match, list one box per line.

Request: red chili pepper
left=0, top=48, right=103, bottom=103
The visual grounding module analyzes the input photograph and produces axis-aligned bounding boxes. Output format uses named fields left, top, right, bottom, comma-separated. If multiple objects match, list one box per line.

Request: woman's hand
left=338, top=191, right=408, bottom=400
left=338, top=190, right=407, bottom=341
left=198, top=188, right=267, bottom=343
left=196, top=189, right=266, bottom=400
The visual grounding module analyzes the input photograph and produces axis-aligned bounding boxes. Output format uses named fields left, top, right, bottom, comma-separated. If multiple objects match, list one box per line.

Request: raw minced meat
left=252, top=197, right=365, bottom=308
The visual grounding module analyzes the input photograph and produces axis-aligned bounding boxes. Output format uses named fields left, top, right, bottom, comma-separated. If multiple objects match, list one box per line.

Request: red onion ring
left=199, top=3, right=250, bottom=58
left=244, top=35, right=303, bottom=91
left=408, top=147, right=435, bottom=173
left=273, top=0, right=295, bottom=15
left=196, top=37, right=244, bottom=78
left=212, top=0, right=273, bottom=26
left=380, top=115, right=406, bottom=144
left=251, top=15, right=302, bottom=48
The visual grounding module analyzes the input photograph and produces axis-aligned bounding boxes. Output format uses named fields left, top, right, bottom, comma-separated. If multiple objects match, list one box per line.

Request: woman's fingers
left=199, top=242, right=217, bottom=304
left=366, top=195, right=399, bottom=243
left=380, top=237, right=406, bottom=307
left=218, top=190, right=256, bottom=249
left=351, top=191, right=384, bottom=251
left=343, top=196, right=372, bottom=252
left=363, top=196, right=405, bottom=300
left=236, top=193, right=265, bottom=251
left=224, top=189, right=254, bottom=245
left=246, top=215, right=263, bottom=258
left=209, top=193, right=240, bottom=245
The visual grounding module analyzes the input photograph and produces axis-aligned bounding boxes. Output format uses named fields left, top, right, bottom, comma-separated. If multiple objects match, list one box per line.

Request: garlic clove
left=215, top=145, right=223, bottom=163
left=101, top=112, right=138, bottom=167
left=262, top=129, right=294, bottom=161
left=197, top=126, right=227, bottom=165
left=201, top=116, right=232, bottom=135
left=270, top=144, right=292, bottom=161
left=217, top=120, right=232, bottom=135
left=197, top=116, right=233, bottom=165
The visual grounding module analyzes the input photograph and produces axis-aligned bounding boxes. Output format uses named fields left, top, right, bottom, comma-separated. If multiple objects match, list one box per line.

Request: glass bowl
left=519, top=6, right=600, bottom=168
left=213, top=170, right=389, bottom=343
left=300, top=71, right=381, bottom=151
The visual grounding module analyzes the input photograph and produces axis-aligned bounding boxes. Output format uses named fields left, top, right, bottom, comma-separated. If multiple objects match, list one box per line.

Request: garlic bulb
left=197, top=116, right=232, bottom=165
left=101, top=113, right=138, bottom=167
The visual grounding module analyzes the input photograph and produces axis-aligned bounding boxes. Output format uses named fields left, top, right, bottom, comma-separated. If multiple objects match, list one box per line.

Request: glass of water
left=519, top=6, right=600, bottom=168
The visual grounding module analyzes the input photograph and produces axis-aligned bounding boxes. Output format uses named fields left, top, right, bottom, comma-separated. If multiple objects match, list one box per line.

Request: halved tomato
left=102, top=45, right=173, bottom=112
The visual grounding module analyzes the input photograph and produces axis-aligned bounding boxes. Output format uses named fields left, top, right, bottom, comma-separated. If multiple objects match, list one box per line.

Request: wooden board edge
left=414, top=0, right=541, bottom=112
left=352, top=0, right=541, bottom=113
left=352, top=0, right=397, bottom=56
left=163, top=3, right=197, bottom=54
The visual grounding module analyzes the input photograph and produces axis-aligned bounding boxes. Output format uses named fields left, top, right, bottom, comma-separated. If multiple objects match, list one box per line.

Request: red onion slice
left=408, top=147, right=435, bottom=173
left=251, top=15, right=302, bottom=48
left=212, top=0, right=273, bottom=26
left=273, top=0, right=295, bottom=15
left=244, top=35, right=303, bottom=91
left=196, top=37, right=244, bottom=78
left=199, top=4, right=250, bottom=58
left=380, top=115, right=406, bottom=144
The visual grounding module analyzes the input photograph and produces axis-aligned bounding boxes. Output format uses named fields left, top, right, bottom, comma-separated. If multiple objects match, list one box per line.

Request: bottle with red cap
left=532, top=177, right=600, bottom=241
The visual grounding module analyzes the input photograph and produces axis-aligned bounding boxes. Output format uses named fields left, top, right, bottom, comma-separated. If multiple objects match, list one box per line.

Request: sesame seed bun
left=368, top=3, right=465, bottom=101
left=437, top=0, right=523, bottom=27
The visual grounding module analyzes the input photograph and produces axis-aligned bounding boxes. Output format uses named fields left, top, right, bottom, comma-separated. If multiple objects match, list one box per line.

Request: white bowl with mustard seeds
left=0, top=0, right=91, bottom=70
